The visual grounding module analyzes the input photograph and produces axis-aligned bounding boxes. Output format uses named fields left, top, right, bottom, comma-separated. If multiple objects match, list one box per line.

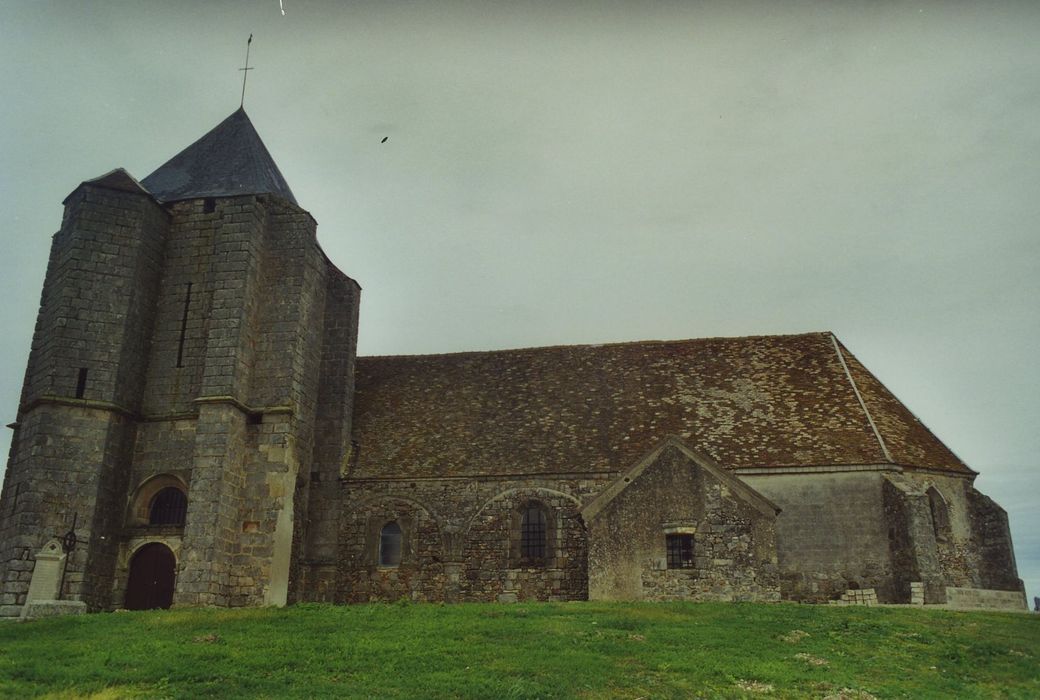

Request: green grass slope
left=0, top=602, right=1036, bottom=699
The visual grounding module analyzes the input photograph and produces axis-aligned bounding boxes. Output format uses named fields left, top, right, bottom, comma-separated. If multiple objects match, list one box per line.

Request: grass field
left=0, top=601, right=1036, bottom=699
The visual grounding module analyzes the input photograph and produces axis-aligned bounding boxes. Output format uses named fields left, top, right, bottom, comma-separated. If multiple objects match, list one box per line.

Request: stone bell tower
left=0, top=109, right=359, bottom=616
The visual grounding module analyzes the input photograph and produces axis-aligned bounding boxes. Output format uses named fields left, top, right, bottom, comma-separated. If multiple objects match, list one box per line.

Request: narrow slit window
left=666, top=534, right=695, bottom=569
left=176, top=282, right=192, bottom=368
left=75, top=368, right=88, bottom=399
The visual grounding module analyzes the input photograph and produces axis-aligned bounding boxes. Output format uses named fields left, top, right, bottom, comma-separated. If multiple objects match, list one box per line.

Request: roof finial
left=239, top=34, right=254, bottom=109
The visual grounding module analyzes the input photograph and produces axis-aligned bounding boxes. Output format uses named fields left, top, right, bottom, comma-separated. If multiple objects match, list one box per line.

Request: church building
left=0, top=109, right=1025, bottom=617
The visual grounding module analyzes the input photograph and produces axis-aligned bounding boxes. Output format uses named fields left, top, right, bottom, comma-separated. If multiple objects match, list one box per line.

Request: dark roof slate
left=63, top=168, right=153, bottom=204
left=350, top=332, right=970, bottom=479
left=141, top=108, right=297, bottom=204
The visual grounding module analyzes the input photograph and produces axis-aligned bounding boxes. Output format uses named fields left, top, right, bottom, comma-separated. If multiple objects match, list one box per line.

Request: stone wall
left=145, top=195, right=344, bottom=609
left=339, top=495, right=446, bottom=603
left=966, top=488, right=1022, bottom=592
left=332, top=477, right=606, bottom=603
left=83, top=192, right=353, bottom=611
left=585, top=442, right=779, bottom=602
left=235, top=198, right=330, bottom=607
left=880, top=472, right=1024, bottom=604
left=945, top=586, right=1027, bottom=611
left=0, top=182, right=168, bottom=616
left=170, top=194, right=267, bottom=607
left=461, top=487, right=587, bottom=602
left=882, top=474, right=945, bottom=603
left=296, top=269, right=360, bottom=603
left=175, top=403, right=247, bottom=606
left=742, top=470, right=895, bottom=602
left=21, top=183, right=168, bottom=411
left=140, top=198, right=227, bottom=416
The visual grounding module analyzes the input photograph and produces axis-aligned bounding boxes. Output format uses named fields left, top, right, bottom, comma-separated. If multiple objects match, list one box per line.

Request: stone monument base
left=21, top=600, right=88, bottom=620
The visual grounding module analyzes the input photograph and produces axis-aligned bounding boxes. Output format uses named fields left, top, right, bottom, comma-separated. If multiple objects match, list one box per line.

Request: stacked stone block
left=829, top=587, right=878, bottom=606
left=944, top=586, right=1026, bottom=611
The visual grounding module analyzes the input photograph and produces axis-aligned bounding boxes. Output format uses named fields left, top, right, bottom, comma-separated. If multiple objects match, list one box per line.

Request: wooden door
left=124, top=543, right=176, bottom=610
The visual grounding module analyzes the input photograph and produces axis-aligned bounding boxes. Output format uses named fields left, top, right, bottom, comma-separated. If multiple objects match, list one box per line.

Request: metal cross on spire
left=239, top=34, right=254, bottom=108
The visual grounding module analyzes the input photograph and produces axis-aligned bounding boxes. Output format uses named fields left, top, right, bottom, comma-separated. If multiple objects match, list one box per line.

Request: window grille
left=149, top=487, right=187, bottom=526
left=380, top=521, right=403, bottom=566
left=666, top=534, right=694, bottom=569
left=520, top=506, right=547, bottom=559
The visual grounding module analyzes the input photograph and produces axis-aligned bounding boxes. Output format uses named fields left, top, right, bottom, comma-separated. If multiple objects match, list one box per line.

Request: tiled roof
left=836, top=340, right=970, bottom=473
left=349, top=332, right=970, bottom=479
left=141, top=108, right=297, bottom=204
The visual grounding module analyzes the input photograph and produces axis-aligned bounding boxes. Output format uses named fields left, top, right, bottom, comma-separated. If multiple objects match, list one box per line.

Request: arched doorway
left=124, top=543, right=176, bottom=610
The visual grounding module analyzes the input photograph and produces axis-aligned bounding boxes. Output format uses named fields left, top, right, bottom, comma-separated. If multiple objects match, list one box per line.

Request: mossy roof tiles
left=351, top=332, right=969, bottom=479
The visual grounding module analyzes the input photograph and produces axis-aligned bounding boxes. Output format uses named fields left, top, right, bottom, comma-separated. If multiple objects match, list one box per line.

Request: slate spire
left=141, top=108, right=297, bottom=205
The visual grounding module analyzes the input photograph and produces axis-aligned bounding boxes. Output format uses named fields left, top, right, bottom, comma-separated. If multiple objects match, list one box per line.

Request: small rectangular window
left=666, top=534, right=695, bottom=569
left=75, top=368, right=88, bottom=399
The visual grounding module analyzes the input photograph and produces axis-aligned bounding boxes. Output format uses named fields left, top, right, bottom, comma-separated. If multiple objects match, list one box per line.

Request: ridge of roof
left=141, top=107, right=297, bottom=205
left=357, top=330, right=834, bottom=361
left=63, top=168, right=155, bottom=205
left=829, top=333, right=894, bottom=464
left=833, top=339, right=973, bottom=475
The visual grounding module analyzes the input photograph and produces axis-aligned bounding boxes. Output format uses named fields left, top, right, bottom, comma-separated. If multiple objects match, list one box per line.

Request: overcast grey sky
left=1, top=1, right=1037, bottom=602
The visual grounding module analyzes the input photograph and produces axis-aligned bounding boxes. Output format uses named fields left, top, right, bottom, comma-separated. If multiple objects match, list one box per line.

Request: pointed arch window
left=927, top=487, right=951, bottom=543
left=379, top=521, right=403, bottom=567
